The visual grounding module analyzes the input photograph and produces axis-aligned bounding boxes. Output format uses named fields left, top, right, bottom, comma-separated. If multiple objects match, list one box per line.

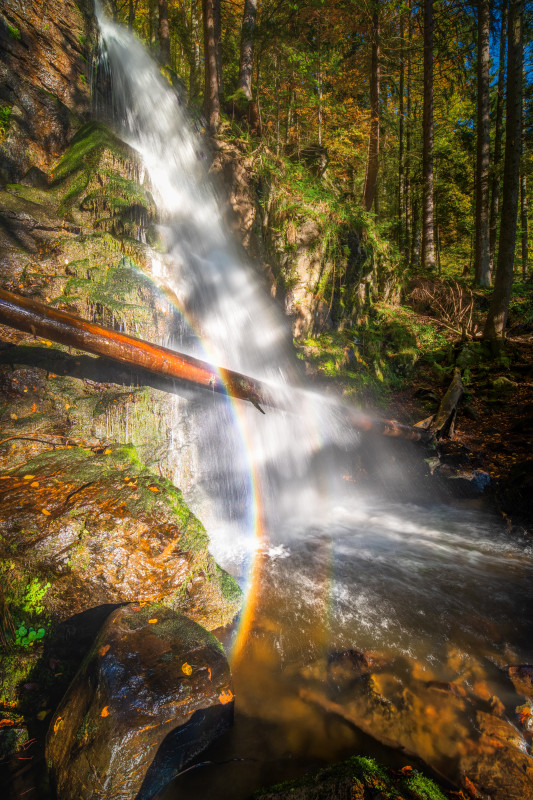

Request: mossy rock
left=0, top=444, right=242, bottom=628
left=254, top=755, right=450, bottom=800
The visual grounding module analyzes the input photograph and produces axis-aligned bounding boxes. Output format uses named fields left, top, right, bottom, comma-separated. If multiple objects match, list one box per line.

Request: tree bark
left=521, top=121, right=529, bottom=280
left=474, top=0, right=491, bottom=287
left=363, top=9, right=380, bottom=212
left=489, top=0, right=507, bottom=274
left=421, top=0, right=436, bottom=270
left=202, top=0, right=220, bottom=131
left=158, top=0, right=171, bottom=67
left=405, top=0, right=413, bottom=260
left=398, top=11, right=405, bottom=252
left=238, top=0, right=257, bottom=100
left=483, top=0, right=524, bottom=340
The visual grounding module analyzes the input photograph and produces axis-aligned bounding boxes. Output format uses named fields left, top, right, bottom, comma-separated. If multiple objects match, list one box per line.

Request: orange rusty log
left=0, top=289, right=272, bottom=411
left=0, top=289, right=431, bottom=441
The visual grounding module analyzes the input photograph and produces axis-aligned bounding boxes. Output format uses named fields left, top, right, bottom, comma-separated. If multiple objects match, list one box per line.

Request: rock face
left=46, top=604, right=234, bottom=800
left=0, top=0, right=95, bottom=184
left=0, top=445, right=241, bottom=630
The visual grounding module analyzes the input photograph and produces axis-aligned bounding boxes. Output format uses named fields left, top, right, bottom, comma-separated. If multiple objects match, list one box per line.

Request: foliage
left=0, top=105, right=12, bottom=140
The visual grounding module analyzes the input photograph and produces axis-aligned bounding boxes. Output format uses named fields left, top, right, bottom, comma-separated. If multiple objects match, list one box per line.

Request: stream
left=96, top=8, right=533, bottom=798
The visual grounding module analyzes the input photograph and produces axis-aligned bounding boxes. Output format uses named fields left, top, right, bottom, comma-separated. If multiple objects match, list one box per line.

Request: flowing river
left=96, top=9, right=533, bottom=798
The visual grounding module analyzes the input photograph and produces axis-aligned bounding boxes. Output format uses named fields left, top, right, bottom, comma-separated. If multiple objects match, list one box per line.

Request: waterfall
left=95, top=5, right=359, bottom=572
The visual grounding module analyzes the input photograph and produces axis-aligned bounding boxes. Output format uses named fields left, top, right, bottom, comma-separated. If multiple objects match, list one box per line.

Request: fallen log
left=0, top=288, right=272, bottom=411
left=0, top=289, right=431, bottom=441
left=429, top=367, right=464, bottom=438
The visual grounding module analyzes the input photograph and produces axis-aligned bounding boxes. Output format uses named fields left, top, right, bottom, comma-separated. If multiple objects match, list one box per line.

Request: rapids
left=96, top=8, right=533, bottom=798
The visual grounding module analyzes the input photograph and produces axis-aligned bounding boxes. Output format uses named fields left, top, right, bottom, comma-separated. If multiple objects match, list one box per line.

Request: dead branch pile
left=408, top=278, right=477, bottom=337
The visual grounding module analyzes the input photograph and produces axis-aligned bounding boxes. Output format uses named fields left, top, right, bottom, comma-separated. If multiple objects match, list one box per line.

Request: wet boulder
left=46, top=603, right=234, bottom=800
left=0, top=445, right=242, bottom=630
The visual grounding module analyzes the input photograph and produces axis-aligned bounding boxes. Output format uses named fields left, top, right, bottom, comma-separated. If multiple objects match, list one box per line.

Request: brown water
left=163, top=497, right=533, bottom=799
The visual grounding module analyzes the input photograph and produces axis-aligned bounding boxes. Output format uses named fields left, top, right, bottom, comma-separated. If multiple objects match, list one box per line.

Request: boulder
left=46, top=603, right=234, bottom=800
left=0, top=445, right=242, bottom=630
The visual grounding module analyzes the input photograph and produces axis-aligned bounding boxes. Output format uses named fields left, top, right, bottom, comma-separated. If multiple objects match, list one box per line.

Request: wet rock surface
left=46, top=603, right=234, bottom=800
left=0, top=444, right=241, bottom=629
left=0, top=0, right=94, bottom=184
left=298, top=650, right=533, bottom=800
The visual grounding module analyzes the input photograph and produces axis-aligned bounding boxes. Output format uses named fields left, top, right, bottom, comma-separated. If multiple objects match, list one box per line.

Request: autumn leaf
left=42, top=509, right=51, bottom=516
left=53, top=716, right=63, bottom=734
left=400, top=766, right=413, bottom=775
left=31, top=403, right=37, bottom=413
left=100, top=706, right=109, bottom=717
left=36, top=710, right=50, bottom=721
left=218, top=689, right=234, bottom=705
left=0, top=719, right=14, bottom=728
left=148, top=618, right=158, bottom=624
left=148, top=486, right=159, bottom=492
left=23, top=475, right=35, bottom=480
left=98, top=644, right=110, bottom=657
left=181, top=662, right=193, bottom=675
left=30, top=481, right=39, bottom=488
left=463, top=775, right=477, bottom=797
left=104, top=449, right=112, bottom=455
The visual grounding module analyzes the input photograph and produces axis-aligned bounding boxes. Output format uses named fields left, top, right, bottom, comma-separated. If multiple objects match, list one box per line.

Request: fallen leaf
left=23, top=475, right=35, bottom=480
left=149, top=486, right=160, bottom=492
left=463, top=775, right=477, bottom=798
left=31, top=403, right=38, bottom=412
left=148, top=618, right=158, bottom=624
left=100, top=706, right=109, bottom=717
left=218, top=689, right=234, bottom=705
left=207, top=668, right=212, bottom=681
left=53, top=716, right=63, bottom=734
left=36, top=710, right=50, bottom=721
left=181, top=662, right=193, bottom=675
left=0, top=719, right=14, bottom=728
left=400, top=766, right=413, bottom=775
left=30, top=481, right=39, bottom=488
left=104, top=449, right=112, bottom=455
left=41, top=509, right=51, bottom=516
left=65, top=404, right=70, bottom=410
left=98, top=644, right=110, bottom=657
left=10, top=413, right=18, bottom=420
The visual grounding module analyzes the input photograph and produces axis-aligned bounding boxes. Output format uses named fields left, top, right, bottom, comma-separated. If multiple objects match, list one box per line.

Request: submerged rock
left=508, top=665, right=533, bottom=699
left=46, top=603, right=234, bottom=800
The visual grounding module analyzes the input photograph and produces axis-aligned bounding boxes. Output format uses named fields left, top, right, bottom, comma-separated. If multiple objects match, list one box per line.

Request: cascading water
left=96, top=8, right=533, bottom=799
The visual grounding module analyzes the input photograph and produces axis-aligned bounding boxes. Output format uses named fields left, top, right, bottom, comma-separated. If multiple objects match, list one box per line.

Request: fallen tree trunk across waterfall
left=0, top=288, right=431, bottom=442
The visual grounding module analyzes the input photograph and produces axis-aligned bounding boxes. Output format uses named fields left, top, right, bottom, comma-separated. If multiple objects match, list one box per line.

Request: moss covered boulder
left=0, top=444, right=241, bottom=630
left=254, top=755, right=451, bottom=800
left=46, top=603, right=234, bottom=800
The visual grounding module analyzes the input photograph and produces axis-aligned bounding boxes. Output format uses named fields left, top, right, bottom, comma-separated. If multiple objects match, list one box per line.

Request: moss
left=0, top=104, right=13, bottom=140
left=255, top=757, right=452, bottom=800
left=7, top=23, right=21, bottom=39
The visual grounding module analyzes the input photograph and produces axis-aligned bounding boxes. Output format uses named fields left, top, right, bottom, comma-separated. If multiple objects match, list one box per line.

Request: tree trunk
left=158, top=0, right=171, bottom=67
left=202, top=0, right=220, bottom=131
left=128, top=0, right=135, bottom=30
left=363, top=9, right=380, bottom=212
left=214, top=0, right=223, bottom=96
left=421, top=0, right=436, bottom=270
left=0, top=290, right=431, bottom=442
left=405, top=0, right=413, bottom=260
left=238, top=0, right=257, bottom=100
left=190, top=0, right=202, bottom=100
left=398, top=11, right=405, bottom=252
left=489, top=0, right=507, bottom=273
left=483, top=0, right=524, bottom=340
left=521, top=123, right=529, bottom=280
left=474, top=0, right=491, bottom=287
